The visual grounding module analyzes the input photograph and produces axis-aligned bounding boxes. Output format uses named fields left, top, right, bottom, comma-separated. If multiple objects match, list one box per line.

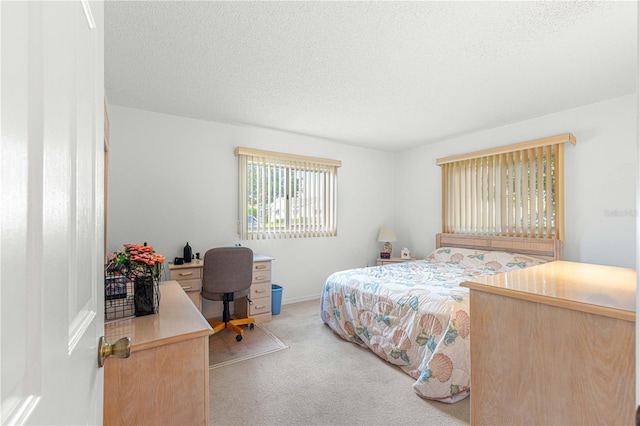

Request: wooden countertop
left=253, top=254, right=274, bottom=262
left=168, top=259, right=204, bottom=269
left=462, top=260, right=636, bottom=322
left=104, top=280, right=213, bottom=352
left=168, top=254, right=274, bottom=269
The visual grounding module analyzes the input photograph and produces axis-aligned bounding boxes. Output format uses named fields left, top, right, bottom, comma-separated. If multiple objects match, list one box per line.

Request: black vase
left=183, top=242, right=192, bottom=263
left=134, top=275, right=158, bottom=316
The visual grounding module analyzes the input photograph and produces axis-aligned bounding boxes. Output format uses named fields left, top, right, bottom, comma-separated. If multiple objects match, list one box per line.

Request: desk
left=170, top=254, right=275, bottom=321
left=104, top=281, right=213, bottom=425
left=462, top=261, right=635, bottom=425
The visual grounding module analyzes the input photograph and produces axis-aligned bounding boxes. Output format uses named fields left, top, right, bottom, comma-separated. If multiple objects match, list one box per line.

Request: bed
left=320, top=234, right=562, bottom=403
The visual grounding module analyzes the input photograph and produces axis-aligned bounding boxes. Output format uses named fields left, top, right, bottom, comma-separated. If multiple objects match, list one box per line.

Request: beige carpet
left=210, top=299, right=470, bottom=426
left=209, top=323, right=288, bottom=369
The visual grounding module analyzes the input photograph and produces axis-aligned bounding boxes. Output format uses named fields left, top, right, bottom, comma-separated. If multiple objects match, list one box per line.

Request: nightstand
left=376, top=257, right=414, bottom=265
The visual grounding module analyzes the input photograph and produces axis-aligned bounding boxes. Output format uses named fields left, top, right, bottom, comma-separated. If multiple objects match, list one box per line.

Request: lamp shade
left=377, top=227, right=397, bottom=243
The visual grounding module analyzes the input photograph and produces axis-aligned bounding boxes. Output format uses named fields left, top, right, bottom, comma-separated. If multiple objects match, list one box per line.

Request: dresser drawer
left=170, top=266, right=202, bottom=281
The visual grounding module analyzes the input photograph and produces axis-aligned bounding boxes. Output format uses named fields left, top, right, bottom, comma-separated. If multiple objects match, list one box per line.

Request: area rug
left=209, top=323, right=288, bottom=369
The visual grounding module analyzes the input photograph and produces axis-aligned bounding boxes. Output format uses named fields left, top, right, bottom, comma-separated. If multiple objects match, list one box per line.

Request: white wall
left=396, top=94, right=638, bottom=268
left=108, top=94, right=637, bottom=319
left=107, top=106, right=396, bottom=318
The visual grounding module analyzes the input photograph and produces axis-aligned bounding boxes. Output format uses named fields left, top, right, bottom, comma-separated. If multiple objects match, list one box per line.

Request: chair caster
left=249, top=323, right=255, bottom=330
left=236, top=334, right=243, bottom=342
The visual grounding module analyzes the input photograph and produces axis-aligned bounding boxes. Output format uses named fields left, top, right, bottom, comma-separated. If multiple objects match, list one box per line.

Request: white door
left=1, top=1, right=105, bottom=424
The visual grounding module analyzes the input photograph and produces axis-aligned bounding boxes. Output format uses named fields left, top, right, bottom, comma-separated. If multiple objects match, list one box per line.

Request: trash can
left=271, top=284, right=283, bottom=315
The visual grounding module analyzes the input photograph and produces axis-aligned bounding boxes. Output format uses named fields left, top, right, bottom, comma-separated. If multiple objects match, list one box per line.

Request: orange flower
left=106, top=243, right=165, bottom=281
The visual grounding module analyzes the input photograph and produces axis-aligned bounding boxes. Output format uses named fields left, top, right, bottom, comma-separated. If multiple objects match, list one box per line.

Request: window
left=235, top=148, right=341, bottom=240
left=436, top=134, right=575, bottom=240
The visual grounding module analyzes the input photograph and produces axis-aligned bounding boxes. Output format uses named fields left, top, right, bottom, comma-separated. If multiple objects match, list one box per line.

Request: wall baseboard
left=282, top=294, right=321, bottom=305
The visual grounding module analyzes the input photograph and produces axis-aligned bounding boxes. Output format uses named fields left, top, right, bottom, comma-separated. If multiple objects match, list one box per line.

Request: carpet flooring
left=209, top=299, right=470, bottom=426
left=209, top=323, right=288, bottom=369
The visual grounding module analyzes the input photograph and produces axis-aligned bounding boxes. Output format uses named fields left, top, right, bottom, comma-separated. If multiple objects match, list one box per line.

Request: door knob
left=98, top=336, right=131, bottom=367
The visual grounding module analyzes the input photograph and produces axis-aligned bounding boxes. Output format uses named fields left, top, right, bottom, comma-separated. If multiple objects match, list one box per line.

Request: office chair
left=202, top=246, right=255, bottom=342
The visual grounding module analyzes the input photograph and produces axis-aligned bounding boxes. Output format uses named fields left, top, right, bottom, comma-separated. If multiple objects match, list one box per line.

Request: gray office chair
left=202, top=246, right=255, bottom=341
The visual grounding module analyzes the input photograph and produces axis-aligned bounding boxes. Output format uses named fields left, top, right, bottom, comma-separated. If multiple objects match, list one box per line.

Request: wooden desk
left=170, top=255, right=275, bottom=322
left=462, top=261, right=635, bottom=425
left=104, top=281, right=213, bottom=425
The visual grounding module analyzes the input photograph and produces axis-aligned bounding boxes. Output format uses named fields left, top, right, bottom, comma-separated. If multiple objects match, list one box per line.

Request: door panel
left=1, top=1, right=104, bottom=424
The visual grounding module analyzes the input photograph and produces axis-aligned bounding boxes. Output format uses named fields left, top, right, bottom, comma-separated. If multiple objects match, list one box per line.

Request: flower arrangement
left=107, top=243, right=165, bottom=282
left=105, top=243, right=165, bottom=317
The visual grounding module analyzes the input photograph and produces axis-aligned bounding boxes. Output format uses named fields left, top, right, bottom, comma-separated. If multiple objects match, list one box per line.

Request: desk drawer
left=250, top=282, right=270, bottom=299
left=170, top=267, right=202, bottom=281
left=178, top=278, right=202, bottom=293
left=249, top=297, right=271, bottom=316
left=252, top=270, right=271, bottom=284
left=253, top=261, right=271, bottom=273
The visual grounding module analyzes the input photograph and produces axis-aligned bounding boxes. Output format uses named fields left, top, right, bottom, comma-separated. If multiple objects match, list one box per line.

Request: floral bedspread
left=320, top=248, right=548, bottom=403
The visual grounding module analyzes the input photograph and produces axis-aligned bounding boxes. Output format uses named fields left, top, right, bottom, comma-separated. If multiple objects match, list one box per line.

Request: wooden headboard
left=436, top=233, right=563, bottom=261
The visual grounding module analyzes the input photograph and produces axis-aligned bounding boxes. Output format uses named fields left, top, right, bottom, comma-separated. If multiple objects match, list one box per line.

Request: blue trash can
left=271, top=284, right=283, bottom=315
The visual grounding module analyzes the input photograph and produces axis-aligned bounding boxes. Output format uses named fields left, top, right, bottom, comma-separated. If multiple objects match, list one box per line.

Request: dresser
left=234, top=254, right=274, bottom=323
left=168, top=259, right=203, bottom=310
left=104, top=281, right=212, bottom=425
left=461, top=261, right=635, bottom=425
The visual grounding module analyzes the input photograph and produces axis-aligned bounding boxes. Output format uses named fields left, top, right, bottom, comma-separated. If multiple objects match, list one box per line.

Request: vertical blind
left=437, top=134, right=575, bottom=240
left=235, top=148, right=341, bottom=240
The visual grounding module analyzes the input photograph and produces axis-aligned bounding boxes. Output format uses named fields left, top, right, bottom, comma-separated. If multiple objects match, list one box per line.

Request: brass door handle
left=98, top=336, right=131, bottom=367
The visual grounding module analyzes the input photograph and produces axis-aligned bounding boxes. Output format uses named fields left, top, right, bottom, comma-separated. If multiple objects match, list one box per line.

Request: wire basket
left=104, top=273, right=160, bottom=320
left=105, top=272, right=134, bottom=321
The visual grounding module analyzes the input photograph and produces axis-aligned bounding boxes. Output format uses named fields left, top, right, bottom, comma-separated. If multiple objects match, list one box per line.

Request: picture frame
left=401, top=248, right=412, bottom=260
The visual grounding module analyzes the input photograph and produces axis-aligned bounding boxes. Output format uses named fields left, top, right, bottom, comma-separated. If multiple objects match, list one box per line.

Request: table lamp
left=377, top=227, right=397, bottom=258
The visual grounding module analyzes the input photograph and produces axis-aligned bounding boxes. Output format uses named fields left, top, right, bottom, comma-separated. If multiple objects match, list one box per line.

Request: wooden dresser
left=462, top=261, right=636, bottom=425
left=104, top=281, right=213, bottom=425
left=168, top=259, right=204, bottom=310
left=234, top=254, right=274, bottom=323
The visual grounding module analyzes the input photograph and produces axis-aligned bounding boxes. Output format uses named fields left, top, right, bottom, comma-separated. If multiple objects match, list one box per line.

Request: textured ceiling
left=105, top=1, right=637, bottom=152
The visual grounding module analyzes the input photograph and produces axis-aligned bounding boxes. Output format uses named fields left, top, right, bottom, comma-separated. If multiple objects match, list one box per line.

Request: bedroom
left=104, top=2, right=637, bottom=422
left=1, top=1, right=637, bottom=425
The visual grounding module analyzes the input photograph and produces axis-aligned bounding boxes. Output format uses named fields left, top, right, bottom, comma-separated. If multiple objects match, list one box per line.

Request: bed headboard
left=436, top=233, right=563, bottom=261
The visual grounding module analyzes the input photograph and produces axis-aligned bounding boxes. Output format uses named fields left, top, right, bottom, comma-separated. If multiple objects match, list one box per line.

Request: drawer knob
left=256, top=275, right=266, bottom=280
left=255, top=289, right=266, bottom=293
left=256, top=305, right=266, bottom=310
left=180, top=272, right=193, bottom=276
left=181, top=286, right=192, bottom=290
left=255, top=265, right=267, bottom=269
